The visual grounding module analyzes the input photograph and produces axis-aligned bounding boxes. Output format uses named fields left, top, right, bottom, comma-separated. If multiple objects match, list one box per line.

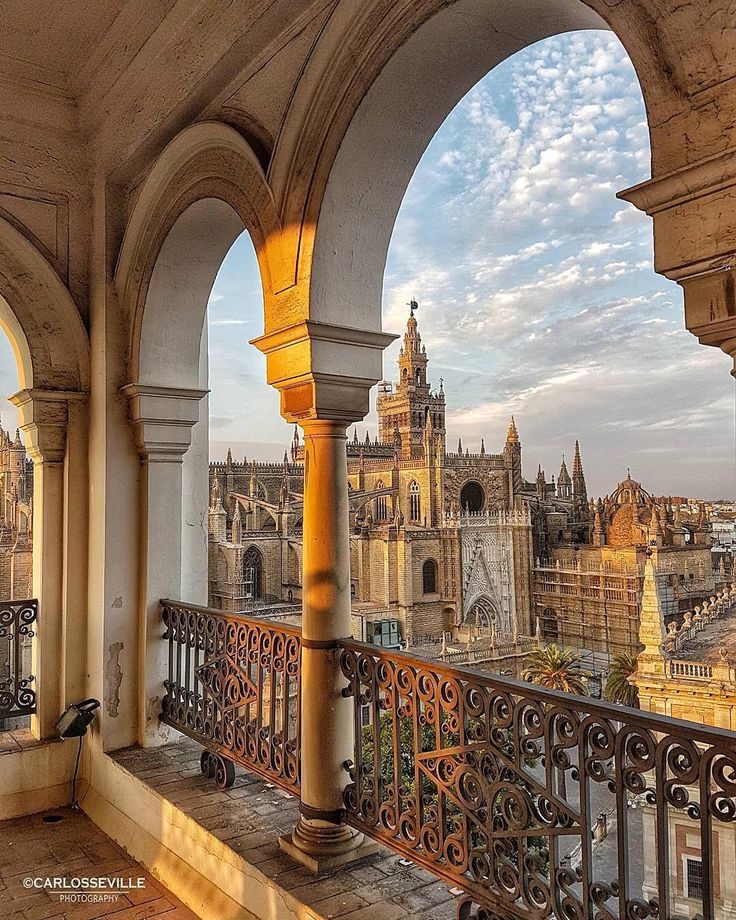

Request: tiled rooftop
left=678, top=608, right=736, bottom=663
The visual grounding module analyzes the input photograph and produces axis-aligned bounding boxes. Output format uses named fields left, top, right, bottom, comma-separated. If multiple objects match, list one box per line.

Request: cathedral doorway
left=466, top=596, right=497, bottom=630
left=460, top=481, right=485, bottom=514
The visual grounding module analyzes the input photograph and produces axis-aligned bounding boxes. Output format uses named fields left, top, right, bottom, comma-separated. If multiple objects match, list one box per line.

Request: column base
left=278, top=817, right=380, bottom=875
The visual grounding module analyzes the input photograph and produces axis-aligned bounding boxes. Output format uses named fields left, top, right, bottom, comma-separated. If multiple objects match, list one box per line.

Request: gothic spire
left=558, top=456, right=571, bottom=483
left=506, top=416, right=519, bottom=444
left=573, top=440, right=583, bottom=475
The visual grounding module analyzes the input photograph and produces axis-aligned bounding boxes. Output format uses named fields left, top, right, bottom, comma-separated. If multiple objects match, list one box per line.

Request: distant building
left=0, top=421, right=33, bottom=731
left=208, top=307, right=719, bottom=673
left=632, top=559, right=736, bottom=918
left=0, top=420, right=33, bottom=599
left=532, top=472, right=718, bottom=661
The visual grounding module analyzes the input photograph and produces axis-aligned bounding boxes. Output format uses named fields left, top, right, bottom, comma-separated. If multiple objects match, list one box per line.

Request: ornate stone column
left=123, top=383, right=207, bottom=746
left=11, top=388, right=88, bottom=739
left=253, top=319, right=395, bottom=872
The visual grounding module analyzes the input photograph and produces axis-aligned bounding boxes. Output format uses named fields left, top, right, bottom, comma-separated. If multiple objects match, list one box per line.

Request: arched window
left=460, top=480, right=484, bottom=513
left=422, top=559, right=437, bottom=594
left=243, top=546, right=263, bottom=600
left=415, top=367, right=422, bottom=385
left=374, top=481, right=386, bottom=520
left=409, top=480, right=421, bottom=522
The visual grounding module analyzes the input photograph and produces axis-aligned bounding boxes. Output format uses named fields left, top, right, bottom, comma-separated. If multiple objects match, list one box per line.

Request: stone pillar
left=11, top=388, right=88, bottom=740
left=123, top=384, right=207, bottom=746
left=279, top=418, right=373, bottom=870
left=253, top=319, right=395, bottom=872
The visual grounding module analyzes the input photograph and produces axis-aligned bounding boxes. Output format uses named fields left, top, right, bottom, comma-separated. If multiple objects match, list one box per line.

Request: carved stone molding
left=122, top=383, right=207, bottom=462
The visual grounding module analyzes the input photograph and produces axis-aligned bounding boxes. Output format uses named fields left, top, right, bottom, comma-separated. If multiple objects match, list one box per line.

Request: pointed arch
left=408, top=480, right=421, bottom=523
left=242, top=545, right=264, bottom=601
left=374, top=481, right=386, bottom=521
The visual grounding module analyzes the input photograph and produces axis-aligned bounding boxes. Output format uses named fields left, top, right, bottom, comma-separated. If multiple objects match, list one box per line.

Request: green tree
left=523, top=643, right=591, bottom=695
left=603, top=652, right=639, bottom=708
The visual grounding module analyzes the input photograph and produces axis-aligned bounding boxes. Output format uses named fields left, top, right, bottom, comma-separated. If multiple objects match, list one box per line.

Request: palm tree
left=523, top=643, right=591, bottom=695
left=603, top=652, right=639, bottom=708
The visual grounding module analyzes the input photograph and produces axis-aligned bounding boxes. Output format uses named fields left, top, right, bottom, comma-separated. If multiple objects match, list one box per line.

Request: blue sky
left=0, top=31, right=733, bottom=498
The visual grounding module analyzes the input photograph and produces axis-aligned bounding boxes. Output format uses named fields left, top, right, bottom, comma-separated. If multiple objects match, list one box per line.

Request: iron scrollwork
left=339, top=640, right=736, bottom=920
left=160, top=600, right=301, bottom=793
left=0, top=598, right=38, bottom=720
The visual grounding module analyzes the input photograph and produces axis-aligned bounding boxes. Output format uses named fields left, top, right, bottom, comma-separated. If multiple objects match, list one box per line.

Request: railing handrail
left=160, top=598, right=303, bottom=638
left=338, top=635, right=736, bottom=747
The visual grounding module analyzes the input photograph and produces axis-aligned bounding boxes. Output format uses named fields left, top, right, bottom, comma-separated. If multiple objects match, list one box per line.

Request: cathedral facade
left=209, top=309, right=535, bottom=648
left=208, top=309, right=717, bottom=666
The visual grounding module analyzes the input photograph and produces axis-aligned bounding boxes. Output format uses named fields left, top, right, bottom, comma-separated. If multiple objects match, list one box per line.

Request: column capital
left=122, top=383, right=208, bottom=462
left=251, top=320, right=397, bottom=424
left=9, top=387, right=88, bottom=463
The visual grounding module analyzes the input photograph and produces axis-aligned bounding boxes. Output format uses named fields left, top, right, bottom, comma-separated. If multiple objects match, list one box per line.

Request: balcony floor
left=0, top=806, right=199, bottom=919
left=112, top=737, right=460, bottom=920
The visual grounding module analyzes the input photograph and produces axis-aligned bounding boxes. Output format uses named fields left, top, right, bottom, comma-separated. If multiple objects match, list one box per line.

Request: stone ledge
left=92, top=738, right=459, bottom=920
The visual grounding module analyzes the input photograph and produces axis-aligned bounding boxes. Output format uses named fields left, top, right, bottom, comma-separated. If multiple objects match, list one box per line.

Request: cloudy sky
left=1, top=31, right=733, bottom=498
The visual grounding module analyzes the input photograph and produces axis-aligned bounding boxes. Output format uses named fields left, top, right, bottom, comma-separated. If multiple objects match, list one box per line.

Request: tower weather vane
left=408, top=298, right=419, bottom=317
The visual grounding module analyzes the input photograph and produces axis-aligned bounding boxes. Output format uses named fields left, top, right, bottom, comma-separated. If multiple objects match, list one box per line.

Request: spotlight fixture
left=54, top=699, right=100, bottom=811
left=55, top=698, right=100, bottom=738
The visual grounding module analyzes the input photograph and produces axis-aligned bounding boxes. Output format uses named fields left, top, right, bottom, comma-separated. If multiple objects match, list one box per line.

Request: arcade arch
left=0, top=216, right=89, bottom=740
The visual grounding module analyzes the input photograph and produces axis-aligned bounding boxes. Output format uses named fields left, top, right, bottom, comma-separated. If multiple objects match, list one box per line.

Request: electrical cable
left=70, top=734, right=83, bottom=810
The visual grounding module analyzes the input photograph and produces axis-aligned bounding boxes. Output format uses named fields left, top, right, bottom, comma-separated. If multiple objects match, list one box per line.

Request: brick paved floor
left=112, top=737, right=460, bottom=920
left=0, top=806, right=199, bottom=919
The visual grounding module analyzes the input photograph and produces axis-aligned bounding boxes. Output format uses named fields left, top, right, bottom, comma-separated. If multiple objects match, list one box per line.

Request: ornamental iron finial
left=408, top=299, right=419, bottom=317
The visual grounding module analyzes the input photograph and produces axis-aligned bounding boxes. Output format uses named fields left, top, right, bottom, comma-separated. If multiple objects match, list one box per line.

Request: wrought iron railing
left=160, top=600, right=300, bottom=792
left=0, top=598, right=37, bottom=723
left=340, top=640, right=736, bottom=920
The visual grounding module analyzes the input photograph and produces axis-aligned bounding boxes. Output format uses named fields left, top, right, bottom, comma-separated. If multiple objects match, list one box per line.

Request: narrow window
left=409, top=481, right=421, bottom=522
left=685, top=858, right=702, bottom=900
left=422, top=559, right=437, bottom=594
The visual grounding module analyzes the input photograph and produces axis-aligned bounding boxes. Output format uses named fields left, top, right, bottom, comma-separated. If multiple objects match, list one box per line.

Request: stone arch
left=0, top=216, right=89, bottom=392
left=408, top=480, right=421, bottom=523
left=113, top=122, right=291, bottom=744
left=422, top=558, right=438, bottom=595
left=115, top=121, right=288, bottom=389
left=272, top=0, right=681, bottom=332
left=242, top=544, right=264, bottom=601
left=460, top=481, right=485, bottom=514
left=0, top=215, right=89, bottom=739
left=466, top=595, right=498, bottom=629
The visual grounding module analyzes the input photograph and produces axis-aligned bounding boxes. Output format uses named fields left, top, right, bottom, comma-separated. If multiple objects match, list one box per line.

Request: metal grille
left=0, top=598, right=37, bottom=720
left=340, top=640, right=736, bottom=920
left=160, top=600, right=300, bottom=793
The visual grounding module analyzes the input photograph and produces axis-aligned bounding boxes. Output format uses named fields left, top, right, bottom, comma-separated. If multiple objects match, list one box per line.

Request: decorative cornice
left=122, top=383, right=208, bottom=461
left=251, top=320, right=398, bottom=355
left=618, top=149, right=736, bottom=216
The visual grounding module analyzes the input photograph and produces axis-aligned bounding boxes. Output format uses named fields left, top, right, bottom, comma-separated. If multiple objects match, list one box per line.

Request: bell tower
left=378, top=301, right=445, bottom=459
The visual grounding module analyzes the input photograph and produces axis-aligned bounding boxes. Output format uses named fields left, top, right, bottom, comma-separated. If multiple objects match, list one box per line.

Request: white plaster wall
left=181, top=320, right=210, bottom=605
